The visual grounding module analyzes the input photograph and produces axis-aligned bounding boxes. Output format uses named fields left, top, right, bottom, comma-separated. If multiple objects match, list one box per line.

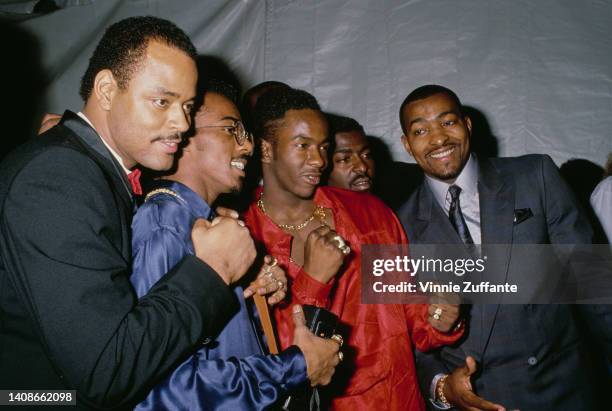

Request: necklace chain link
left=257, top=196, right=326, bottom=231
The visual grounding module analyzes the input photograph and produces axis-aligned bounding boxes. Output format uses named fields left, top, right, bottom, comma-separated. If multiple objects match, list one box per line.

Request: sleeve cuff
left=430, top=373, right=452, bottom=409
left=292, top=268, right=334, bottom=307
left=278, top=345, right=309, bottom=391
left=430, top=318, right=465, bottom=343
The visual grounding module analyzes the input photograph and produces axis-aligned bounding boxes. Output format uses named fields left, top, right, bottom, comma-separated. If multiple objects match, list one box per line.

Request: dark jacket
left=398, top=154, right=612, bottom=411
left=0, top=111, right=239, bottom=410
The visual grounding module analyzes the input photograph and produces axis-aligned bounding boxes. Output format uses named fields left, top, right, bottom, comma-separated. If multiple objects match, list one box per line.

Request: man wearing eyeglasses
left=129, top=80, right=340, bottom=410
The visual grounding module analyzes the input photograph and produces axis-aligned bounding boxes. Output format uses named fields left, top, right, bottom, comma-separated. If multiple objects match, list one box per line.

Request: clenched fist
left=427, top=304, right=461, bottom=333
left=191, top=217, right=256, bottom=285
left=303, top=225, right=348, bottom=284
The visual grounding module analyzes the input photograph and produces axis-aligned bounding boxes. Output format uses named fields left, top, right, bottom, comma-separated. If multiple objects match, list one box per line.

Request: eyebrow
left=220, top=116, right=240, bottom=122
left=408, top=110, right=459, bottom=127
left=292, top=135, right=330, bottom=144
left=153, top=87, right=181, bottom=98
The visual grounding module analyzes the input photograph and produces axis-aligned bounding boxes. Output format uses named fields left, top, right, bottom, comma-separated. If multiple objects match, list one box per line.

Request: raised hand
left=191, top=217, right=256, bottom=285
left=441, top=356, right=506, bottom=411
left=243, top=255, right=287, bottom=305
left=291, top=305, right=340, bottom=386
left=214, top=206, right=240, bottom=219
left=428, top=304, right=461, bottom=333
left=303, top=225, right=348, bottom=284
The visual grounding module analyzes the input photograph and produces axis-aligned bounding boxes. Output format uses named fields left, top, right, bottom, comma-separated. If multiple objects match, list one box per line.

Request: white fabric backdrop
left=13, top=0, right=612, bottom=166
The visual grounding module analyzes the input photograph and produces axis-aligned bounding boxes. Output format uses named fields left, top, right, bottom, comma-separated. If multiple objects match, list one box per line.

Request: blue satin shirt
left=131, top=180, right=307, bottom=410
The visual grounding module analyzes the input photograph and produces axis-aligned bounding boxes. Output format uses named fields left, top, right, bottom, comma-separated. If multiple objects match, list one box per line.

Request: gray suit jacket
left=398, top=154, right=612, bottom=411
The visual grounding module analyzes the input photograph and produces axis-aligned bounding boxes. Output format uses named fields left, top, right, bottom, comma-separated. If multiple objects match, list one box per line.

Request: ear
left=464, top=115, right=473, bottom=136
left=93, top=69, right=117, bottom=111
left=260, top=138, right=274, bottom=164
left=401, top=134, right=413, bottom=157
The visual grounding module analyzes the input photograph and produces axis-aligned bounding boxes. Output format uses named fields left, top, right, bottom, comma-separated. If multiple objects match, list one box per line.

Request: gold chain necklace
left=257, top=196, right=326, bottom=231
left=144, top=188, right=185, bottom=203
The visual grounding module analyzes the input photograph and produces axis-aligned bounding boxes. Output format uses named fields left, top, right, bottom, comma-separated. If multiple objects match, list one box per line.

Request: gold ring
left=337, top=351, right=344, bottom=362
left=433, top=313, right=441, bottom=320
left=330, top=334, right=344, bottom=347
left=264, top=269, right=274, bottom=277
left=340, top=244, right=351, bottom=255
left=268, top=257, right=278, bottom=268
left=434, top=307, right=443, bottom=316
left=277, top=280, right=284, bottom=289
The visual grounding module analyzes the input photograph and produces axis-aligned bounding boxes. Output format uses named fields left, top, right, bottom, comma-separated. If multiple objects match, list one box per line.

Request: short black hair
left=200, top=78, right=240, bottom=107
left=252, top=87, right=321, bottom=142
left=326, top=113, right=365, bottom=136
left=399, top=84, right=463, bottom=133
left=243, top=81, right=290, bottom=107
left=242, top=81, right=291, bottom=129
left=79, top=16, right=197, bottom=101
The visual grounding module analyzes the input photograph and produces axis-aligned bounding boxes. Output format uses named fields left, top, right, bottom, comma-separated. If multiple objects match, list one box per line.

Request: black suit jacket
left=0, top=112, right=239, bottom=410
left=398, top=154, right=612, bottom=411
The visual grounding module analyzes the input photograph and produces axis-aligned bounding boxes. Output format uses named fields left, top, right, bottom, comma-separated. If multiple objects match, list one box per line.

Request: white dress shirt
left=425, top=154, right=482, bottom=244
left=77, top=111, right=130, bottom=175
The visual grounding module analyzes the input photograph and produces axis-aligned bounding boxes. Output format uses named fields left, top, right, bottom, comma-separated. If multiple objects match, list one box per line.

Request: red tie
left=128, top=168, right=142, bottom=195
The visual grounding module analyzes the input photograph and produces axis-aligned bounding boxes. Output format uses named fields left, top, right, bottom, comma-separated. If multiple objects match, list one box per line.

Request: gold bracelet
left=436, top=374, right=451, bottom=406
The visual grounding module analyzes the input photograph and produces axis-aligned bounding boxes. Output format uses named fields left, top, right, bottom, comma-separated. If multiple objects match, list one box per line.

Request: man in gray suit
left=397, top=84, right=612, bottom=411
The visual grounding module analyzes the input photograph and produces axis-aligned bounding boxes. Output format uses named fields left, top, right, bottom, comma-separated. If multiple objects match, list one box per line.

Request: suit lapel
left=60, top=111, right=133, bottom=260
left=412, top=184, right=463, bottom=245
left=60, top=111, right=133, bottom=209
left=477, top=158, right=515, bottom=356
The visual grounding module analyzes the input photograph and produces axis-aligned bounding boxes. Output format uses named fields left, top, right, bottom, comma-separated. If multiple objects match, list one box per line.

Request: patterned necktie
left=448, top=185, right=474, bottom=244
left=128, top=168, right=142, bottom=195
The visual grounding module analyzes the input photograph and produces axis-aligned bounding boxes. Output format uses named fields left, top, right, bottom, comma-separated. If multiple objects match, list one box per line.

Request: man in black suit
left=397, top=84, right=612, bottom=410
left=0, top=17, right=257, bottom=410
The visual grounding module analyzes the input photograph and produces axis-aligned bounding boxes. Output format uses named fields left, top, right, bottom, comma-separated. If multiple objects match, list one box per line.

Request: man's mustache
left=152, top=133, right=182, bottom=143
left=350, top=173, right=372, bottom=185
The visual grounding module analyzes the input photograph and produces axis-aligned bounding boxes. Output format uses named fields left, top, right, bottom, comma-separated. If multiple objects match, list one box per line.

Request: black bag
left=282, top=305, right=339, bottom=411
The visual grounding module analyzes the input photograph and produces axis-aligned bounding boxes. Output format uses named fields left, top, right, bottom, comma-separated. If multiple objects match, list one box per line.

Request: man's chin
left=295, top=186, right=316, bottom=200
left=430, top=170, right=460, bottom=183
left=139, top=156, right=174, bottom=172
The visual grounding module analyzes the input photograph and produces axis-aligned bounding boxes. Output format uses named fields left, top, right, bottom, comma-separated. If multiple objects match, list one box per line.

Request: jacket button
left=527, top=356, right=538, bottom=366
left=202, top=337, right=212, bottom=345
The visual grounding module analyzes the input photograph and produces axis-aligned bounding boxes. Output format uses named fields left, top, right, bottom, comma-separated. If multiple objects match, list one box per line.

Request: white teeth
left=430, top=147, right=454, bottom=158
left=230, top=160, right=245, bottom=170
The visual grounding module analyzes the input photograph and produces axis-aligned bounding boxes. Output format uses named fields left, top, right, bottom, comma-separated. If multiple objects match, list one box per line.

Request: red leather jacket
left=244, top=187, right=463, bottom=411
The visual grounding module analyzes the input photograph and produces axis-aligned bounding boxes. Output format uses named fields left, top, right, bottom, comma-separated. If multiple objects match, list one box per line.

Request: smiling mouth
left=230, top=159, right=247, bottom=172
left=428, top=146, right=456, bottom=159
left=303, top=174, right=321, bottom=185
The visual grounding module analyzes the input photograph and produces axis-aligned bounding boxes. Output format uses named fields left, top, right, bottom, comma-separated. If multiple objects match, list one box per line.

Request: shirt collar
left=426, top=154, right=479, bottom=208
left=77, top=111, right=131, bottom=175
left=152, top=179, right=213, bottom=220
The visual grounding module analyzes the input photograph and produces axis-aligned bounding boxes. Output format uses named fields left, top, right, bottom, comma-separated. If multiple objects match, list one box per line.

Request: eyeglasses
left=196, top=120, right=254, bottom=146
